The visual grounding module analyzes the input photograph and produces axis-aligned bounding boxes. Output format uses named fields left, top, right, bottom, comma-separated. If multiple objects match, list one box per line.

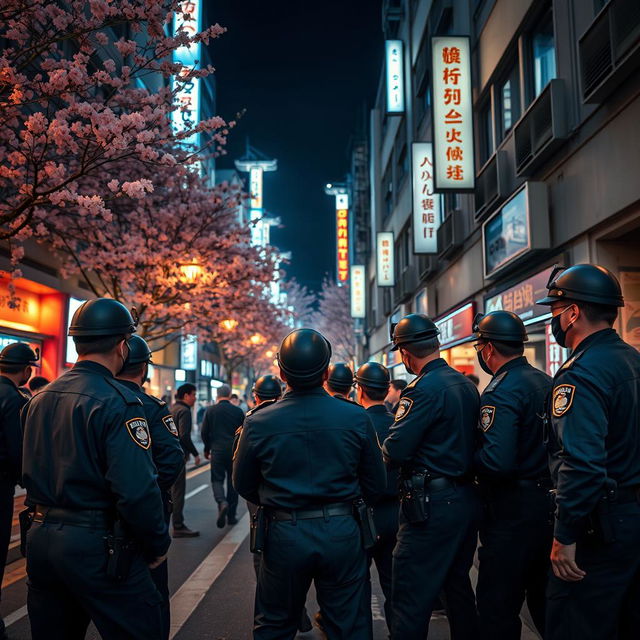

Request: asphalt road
left=1, top=463, right=539, bottom=639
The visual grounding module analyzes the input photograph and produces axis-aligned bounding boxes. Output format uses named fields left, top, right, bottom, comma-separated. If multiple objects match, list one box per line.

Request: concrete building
left=360, top=0, right=640, bottom=385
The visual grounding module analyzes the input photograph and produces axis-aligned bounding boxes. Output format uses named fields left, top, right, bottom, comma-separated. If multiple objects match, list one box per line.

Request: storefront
left=435, top=301, right=476, bottom=376
left=0, top=274, right=66, bottom=380
left=484, top=267, right=569, bottom=376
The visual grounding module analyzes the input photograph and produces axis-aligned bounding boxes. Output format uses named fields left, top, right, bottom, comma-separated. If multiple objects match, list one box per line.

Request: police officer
left=472, top=311, right=553, bottom=639
left=354, top=361, right=397, bottom=632
left=116, top=334, right=184, bottom=640
left=325, top=362, right=355, bottom=399
left=233, top=328, right=386, bottom=639
left=201, top=383, right=245, bottom=528
left=22, top=299, right=170, bottom=640
left=382, top=314, right=480, bottom=640
left=536, top=264, right=640, bottom=640
left=0, top=342, right=37, bottom=639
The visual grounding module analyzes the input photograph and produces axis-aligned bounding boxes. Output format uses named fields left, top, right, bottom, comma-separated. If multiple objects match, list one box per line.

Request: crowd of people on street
left=0, top=263, right=638, bottom=640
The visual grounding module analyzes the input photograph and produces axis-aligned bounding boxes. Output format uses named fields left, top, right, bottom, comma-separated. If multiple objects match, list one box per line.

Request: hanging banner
left=336, top=194, right=350, bottom=283
left=385, top=40, right=405, bottom=114
left=376, top=232, right=395, bottom=287
left=412, top=142, right=441, bottom=253
left=431, top=36, right=475, bottom=191
left=350, top=265, right=366, bottom=319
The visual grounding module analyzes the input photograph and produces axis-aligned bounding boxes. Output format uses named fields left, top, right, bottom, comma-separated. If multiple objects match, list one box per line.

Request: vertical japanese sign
left=249, top=166, right=263, bottom=246
left=172, top=1, right=202, bottom=148
left=385, top=40, right=405, bottom=114
left=336, top=194, right=349, bottom=284
left=412, top=142, right=441, bottom=253
left=350, top=265, right=366, bottom=319
left=376, top=232, right=395, bottom=287
left=545, top=323, right=569, bottom=376
left=431, top=36, right=475, bottom=190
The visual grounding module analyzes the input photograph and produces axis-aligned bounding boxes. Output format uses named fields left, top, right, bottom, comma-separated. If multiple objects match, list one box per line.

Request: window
left=397, top=145, right=409, bottom=188
left=497, top=61, right=521, bottom=141
left=415, top=81, right=431, bottom=125
left=478, top=100, right=494, bottom=165
left=382, top=161, right=393, bottom=221
left=530, top=11, right=556, bottom=99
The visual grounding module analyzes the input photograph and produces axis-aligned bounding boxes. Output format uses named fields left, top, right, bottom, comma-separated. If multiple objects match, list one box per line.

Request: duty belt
left=268, top=502, right=353, bottom=522
left=426, top=477, right=470, bottom=492
left=34, top=505, right=113, bottom=528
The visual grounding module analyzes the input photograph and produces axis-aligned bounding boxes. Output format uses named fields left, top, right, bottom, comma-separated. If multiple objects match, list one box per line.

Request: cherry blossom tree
left=310, top=276, right=356, bottom=363
left=281, top=277, right=316, bottom=328
left=0, top=0, right=227, bottom=252
left=37, top=155, right=281, bottom=344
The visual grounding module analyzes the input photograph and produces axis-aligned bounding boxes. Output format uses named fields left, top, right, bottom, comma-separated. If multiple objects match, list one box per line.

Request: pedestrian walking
left=537, top=264, right=640, bottom=640
left=384, top=378, right=407, bottom=413
left=233, top=328, right=386, bottom=639
left=117, top=335, right=185, bottom=639
left=21, top=298, right=170, bottom=640
left=201, top=383, right=245, bottom=527
left=170, top=383, right=201, bottom=537
left=0, top=343, right=38, bottom=640
left=383, top=313, right=480, bottom=640
left=324, top=361, right=355, bottom=400
left=472, top=311, right=553, bottom=639
left=354, top=361, right=398, bottom=633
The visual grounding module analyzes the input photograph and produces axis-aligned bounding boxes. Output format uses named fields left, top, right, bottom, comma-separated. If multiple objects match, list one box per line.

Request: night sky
left=208, top=0, right=383, bottom=292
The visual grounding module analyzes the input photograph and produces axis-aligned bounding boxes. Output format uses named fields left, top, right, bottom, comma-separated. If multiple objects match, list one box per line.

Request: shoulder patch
left=479, top=406, right=496, bottom=432
left=125, top=417, right=151, bottom=449
left=484, top=371, right=508, bottom=393
left=161, top=414, right=179, bottom=436
left=246, top=398, right=277, bottom=417
left=552, top=384, right=576, bottom=417
left=394, top=397, right=414, bottom=421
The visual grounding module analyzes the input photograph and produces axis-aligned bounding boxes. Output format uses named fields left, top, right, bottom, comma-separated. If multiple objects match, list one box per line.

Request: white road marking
left=4, top=605, right=27, bottom=628
left=169, top=512, right=250, bottom=639
left=184, top=483, right=208, bottom=500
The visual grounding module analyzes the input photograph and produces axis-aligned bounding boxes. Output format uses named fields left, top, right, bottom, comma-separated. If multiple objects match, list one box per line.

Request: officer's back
left=236, top=387, right=382, bottom=509
left=233, top=328, right=385, bottom=640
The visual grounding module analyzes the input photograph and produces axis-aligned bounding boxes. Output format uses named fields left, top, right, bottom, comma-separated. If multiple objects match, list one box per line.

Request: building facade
left=359, top=0, right=640, bottom=385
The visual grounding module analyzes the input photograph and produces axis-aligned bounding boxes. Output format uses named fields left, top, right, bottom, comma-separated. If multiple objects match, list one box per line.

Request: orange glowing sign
left=336, top=194, right=350, bottom=283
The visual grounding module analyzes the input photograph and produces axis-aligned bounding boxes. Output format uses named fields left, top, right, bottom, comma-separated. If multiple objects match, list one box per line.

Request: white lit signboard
left=412, top=142, right=441, bottom=253
left=385, top=40, right=405, bottom=114
left=350, top=265, right=366, bottom=319
left=431, top=36, right=475, bottom=190
left=180, top=334, right=198, bottom=370
left=376, top=232, right=395, bottom=287
left=172, top=0, right=202, bottom=148
left=336, top=194, right=350, bottom=284
left=65, top=297, right=85, bottom=365
left=250, top=167, right=263, bottom=210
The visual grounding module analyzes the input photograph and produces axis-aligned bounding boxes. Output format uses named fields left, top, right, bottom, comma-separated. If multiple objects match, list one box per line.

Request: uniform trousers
left=476, top=485, right=552, bottom=639
left=0, top=478, right=15, bottom=637
left=211, top=450, right=238, bottom=517
left=369, top=498, right=398, bottom=630
left=149, top=497, right=172, bottom=640
left=26, top=521, right=163, bottom=640
left=255, top=514, right=371, bottom=640
left=391, top=483, right=480, bottom=640
left=170, top=459, right=187, bottom=528
left=546, top=500, right=640, bottom=640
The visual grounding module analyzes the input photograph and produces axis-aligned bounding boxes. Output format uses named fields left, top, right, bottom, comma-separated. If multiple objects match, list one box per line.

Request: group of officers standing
left=0, top=262, right=637, bottom=639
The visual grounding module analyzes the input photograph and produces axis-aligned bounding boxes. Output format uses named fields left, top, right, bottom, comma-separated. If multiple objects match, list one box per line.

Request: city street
left=1, top=461, right=540, bottom=640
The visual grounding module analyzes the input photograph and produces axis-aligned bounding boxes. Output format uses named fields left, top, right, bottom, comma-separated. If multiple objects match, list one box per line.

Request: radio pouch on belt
left=250, top=506, right=266, bottom=554
left=19, top=508, right=34, bottom=557
left=354, top=499, right=378, bottom=549
left=105, top=520, right=137, bottom=581
left=400, top=471, right=429, bottom=523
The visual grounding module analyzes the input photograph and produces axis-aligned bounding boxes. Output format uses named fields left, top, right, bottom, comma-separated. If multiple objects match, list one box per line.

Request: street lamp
left=249, top=333, right=265, bottom=346
left=179, top=261, right=203, bottom=283
left=220, top=318, right=239, bottom=332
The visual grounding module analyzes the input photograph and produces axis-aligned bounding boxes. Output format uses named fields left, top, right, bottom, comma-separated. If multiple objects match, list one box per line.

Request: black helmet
left=252, top=375, right=283, bottom=400
left=391, top=314, right=440, bottom=351
left=69, top=298, right=137, bottom=337
left=124, top=335, right=152, bottom=366
left=276, top=329, right=332, bottom=384
left=355, top=362, right=390, bottom=390
left=327, top=362, right=354, bottom=391
left=0, top=342, right=39, bottom=366
left=473, top=311, right=528, bottom=343
left=536, top=264, right=624, bottom=307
